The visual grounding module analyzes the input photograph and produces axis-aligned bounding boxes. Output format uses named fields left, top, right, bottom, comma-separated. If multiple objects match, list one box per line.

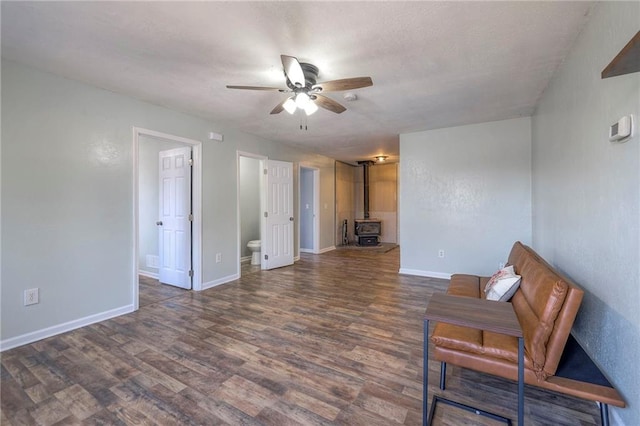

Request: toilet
left=247, top=240, right=261, bottom=265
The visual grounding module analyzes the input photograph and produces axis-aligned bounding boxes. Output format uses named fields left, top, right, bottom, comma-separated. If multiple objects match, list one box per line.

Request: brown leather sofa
left=430, top=241, right=624, bottom=423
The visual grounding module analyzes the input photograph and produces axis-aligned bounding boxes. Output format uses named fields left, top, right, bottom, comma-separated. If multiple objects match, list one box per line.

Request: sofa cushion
left=512, top=256, right=568, bottom=377
left=482, top=331, right=534, bottom=370
left=431, top=323, right=482, bottom=354
left=447, top=274, right=481, bottom=298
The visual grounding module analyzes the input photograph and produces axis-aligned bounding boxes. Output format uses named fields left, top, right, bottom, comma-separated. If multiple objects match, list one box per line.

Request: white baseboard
left=300, top=246, right=335, bottom=255
left=399, top=268, right=452, bottom=280
left=294, top=255, right=300, bottom=261
left=241, top=256, right=251, bottom=264
left=0, top=304, right=135, bottom=352
left=201, top=273, right=240, bottom=291
left=318, top=245, right=336, bottom=254
left=138, top=270, right=159, bottom=279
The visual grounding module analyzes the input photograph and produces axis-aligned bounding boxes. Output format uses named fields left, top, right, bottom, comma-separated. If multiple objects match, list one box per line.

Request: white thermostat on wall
left=609, top=115, right=633, bottom=142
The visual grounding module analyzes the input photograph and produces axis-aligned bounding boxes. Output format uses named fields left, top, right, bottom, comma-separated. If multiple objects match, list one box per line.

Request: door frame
left=236, top=151, right=267, bottom=276
left=133, top=127, right=203, bottom=309
left=299, top=165, right=320, bottom=254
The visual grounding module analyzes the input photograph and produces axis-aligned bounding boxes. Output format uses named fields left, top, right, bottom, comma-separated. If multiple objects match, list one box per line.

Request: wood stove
left=355, top=219, right=382, bottom=246
left=354, top=160, right=382, bottom=246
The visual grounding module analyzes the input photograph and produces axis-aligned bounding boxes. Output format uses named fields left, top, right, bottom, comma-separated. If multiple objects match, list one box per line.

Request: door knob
left=290, top=217, right=294, bottom=221
left=156, top=221, right=163, bottom=226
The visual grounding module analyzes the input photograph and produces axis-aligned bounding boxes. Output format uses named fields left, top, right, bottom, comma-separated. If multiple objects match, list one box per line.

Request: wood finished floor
left=1, top=249, right=601, bottom=425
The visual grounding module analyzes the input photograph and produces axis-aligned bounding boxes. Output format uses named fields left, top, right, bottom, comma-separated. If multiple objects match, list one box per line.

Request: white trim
left=201, top=273, right=240, bottom=291
left=138, top=270, right=159, bottom=279
left=299, top=248, right=314, bottom=254
left=241, top=256, right=252, bottom=263
left=399, top=268, right=452, bottom=280
left=318, top=245, right=336, bottom=254
left=294, top=255, right=301, bottom=262
left=0, top=305, right=134, bottom=352
left=133, top=127, right=203, bottom=309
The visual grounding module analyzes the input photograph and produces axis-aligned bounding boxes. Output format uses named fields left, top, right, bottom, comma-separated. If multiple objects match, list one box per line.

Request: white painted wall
left=0, top=60, right=336, bottom=348
left=138, top=136, right=185, bottom=275
left=531, top=3, right=639, bottom=424
left=399, top=117, right=532, bottom=277
left=369, top=163, right=398, bottom=244
left=239, top=156, right=261, bottom=259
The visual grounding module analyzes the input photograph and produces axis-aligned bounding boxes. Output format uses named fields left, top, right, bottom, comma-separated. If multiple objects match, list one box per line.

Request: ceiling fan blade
left=281, top=55, right=305, bottom=87
left=313, top=95, right=346, bottom=114
left=226, top=85, right=283, bottom=91
left=313, top=77, right=373, bottom=92
left=270, top=99, right=286, bottom=115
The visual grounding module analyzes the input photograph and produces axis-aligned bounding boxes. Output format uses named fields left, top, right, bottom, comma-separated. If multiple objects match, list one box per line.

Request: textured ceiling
left=1, top=1, right=594, bottom=163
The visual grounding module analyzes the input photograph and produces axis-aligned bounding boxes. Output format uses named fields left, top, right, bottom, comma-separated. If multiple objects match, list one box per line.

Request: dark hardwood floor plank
left=1, top=249, right=602, bottom=425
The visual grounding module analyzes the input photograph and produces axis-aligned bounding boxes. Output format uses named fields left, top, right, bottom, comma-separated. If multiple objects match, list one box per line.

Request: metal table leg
left=518, top=336, right=524, bottom=425
left=423, top=318, right=429, bottom=426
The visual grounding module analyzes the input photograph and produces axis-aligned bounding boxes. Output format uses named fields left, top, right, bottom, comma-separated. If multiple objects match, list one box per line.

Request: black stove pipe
left=358, top=161, right=375, bottom=219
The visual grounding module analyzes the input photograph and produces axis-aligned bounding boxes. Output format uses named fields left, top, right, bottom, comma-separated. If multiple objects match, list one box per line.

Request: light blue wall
left=239, top=156, right=261, bottom=258
left=531, top=3, right=639, bottom=424
left=399, top=117, right=532, bottom=277
left=1, top=60, right=336, bottom=347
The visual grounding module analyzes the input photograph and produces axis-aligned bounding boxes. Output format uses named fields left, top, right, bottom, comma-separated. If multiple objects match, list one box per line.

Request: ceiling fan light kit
left=304, top=101, right=318, bottom=115
left=226, top=55, right=373, bottom=118
left=375, top=155, right=388, bottom=163
left=283, top=98, right=297, bottom=114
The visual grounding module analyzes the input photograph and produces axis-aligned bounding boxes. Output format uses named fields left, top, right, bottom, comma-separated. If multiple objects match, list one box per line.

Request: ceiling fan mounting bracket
left=285, top=62, right=319, bottom=91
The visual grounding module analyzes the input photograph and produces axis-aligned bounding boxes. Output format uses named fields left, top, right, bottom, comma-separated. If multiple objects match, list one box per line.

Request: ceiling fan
left=226, top=55, right=373, bottom=116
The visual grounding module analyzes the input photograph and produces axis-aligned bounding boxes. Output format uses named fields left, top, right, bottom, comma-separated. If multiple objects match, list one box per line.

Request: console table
left=423, top=293, right=524, bottom=425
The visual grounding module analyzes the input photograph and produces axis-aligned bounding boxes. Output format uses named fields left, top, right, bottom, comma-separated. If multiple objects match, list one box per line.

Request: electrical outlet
left=216, top=253, right=222, bottom=263
left=438, top=249, right=445, bottom=258
left=24, top=288, right=39, bottom=306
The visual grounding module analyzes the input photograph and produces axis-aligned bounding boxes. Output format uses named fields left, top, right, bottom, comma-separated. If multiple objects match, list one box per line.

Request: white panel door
left=264, top=160, right=294, bottom=270
left=158, top=147, right=192, bottom=288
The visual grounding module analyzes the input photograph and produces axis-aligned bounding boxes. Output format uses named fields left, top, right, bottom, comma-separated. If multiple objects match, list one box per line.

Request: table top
left=425, top=293, right=522, bottom=337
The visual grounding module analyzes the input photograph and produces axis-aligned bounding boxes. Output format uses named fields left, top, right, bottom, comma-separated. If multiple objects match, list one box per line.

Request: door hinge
left=264, top=254, right=268, bottom=260
left=263, top=169, right=268, bottom=175
left=188, top=270, right=193, bottom=277
left=264, top=212, right=268, bottom=218
left=188, top=213, right=194, bottom=222
left=188, top=158, right=194, bottom=166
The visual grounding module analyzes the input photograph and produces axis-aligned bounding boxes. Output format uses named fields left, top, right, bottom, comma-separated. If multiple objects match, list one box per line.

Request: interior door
left=264, top=159, right=294, bottom=269
left=158, top=147, right=192, bottom=288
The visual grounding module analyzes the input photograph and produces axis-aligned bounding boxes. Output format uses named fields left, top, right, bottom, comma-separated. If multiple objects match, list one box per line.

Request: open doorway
left=237, top=152, right=295, bottom=275
left=237, top=151, right=267, bottom=276
left=299, top=165, right=320, bottom=254
left=133, top=128, right=202, bottom=310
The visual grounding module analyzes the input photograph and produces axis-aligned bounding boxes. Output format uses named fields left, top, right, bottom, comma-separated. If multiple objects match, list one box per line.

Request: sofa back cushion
left=517, top=243, right=584, bottom=377
left=508, top=243, right=569, bottom=378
